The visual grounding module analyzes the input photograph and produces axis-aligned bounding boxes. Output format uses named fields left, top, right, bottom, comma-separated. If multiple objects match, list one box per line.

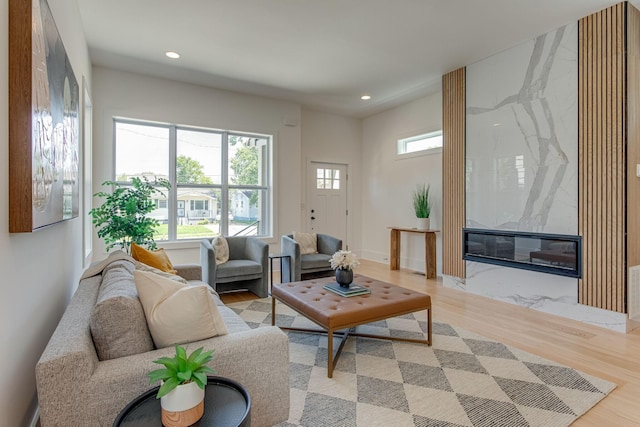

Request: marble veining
left=466, top=23, right=577, bottom=234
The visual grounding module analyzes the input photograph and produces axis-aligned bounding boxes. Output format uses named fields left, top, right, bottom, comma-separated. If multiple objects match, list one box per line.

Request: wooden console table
left=388, top=227, right=439, bottom=279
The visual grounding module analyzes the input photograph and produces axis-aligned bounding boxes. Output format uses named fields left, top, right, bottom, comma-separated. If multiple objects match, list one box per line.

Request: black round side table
left=113, top=376, right=251, bottom=427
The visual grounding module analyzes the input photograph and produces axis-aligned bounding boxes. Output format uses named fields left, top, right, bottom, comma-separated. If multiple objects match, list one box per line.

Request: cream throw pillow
left=133, top=260, right=188, bottom=285
left=134, top=270, right=228, bottom=349
left=213, top=236, right=229, bottom=265
left=293, top=231, right=317, bottom=255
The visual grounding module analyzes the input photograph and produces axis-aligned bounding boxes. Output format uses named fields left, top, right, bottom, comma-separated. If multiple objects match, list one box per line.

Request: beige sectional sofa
left=36, top=254, right=290, bottom=426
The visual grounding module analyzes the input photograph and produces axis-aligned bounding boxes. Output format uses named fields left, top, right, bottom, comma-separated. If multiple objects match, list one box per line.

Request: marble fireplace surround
left=447, top=21, right=631, bottom=332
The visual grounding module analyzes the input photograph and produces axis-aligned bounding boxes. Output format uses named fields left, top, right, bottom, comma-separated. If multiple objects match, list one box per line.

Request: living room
left=3, top=0, right=640, bottom=426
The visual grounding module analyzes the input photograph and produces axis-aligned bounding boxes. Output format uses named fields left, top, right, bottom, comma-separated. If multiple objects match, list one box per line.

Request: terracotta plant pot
left=161, top=381, right=205, bottom=427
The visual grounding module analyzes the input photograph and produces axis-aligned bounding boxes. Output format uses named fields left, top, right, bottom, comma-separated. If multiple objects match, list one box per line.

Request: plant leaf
left=148, top=368, right=171, bottom=384
left=156, top=377, right=180, bottom=399
left=192, top=371, right=208, bottom=388
left=177, top=370, right=192, bottom=382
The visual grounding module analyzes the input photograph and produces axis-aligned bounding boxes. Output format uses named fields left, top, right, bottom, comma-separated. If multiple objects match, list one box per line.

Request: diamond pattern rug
left=227, top=298, right=615, bottom=427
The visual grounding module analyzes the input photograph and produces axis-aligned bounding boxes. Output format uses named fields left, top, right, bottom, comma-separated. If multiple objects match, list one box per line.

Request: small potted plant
left=330, top=250, right=360, bottom=288
left=413, top=183, right=431, bottom=229
left=148, top=345, right=215, bottom=427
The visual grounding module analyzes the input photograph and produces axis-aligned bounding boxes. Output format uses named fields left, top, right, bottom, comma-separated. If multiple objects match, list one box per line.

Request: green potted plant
left=89, top=176, right=170, bottom=254
left=148, top=345, right=215, bottom=427
left=413, top=183, right=431, bottom=229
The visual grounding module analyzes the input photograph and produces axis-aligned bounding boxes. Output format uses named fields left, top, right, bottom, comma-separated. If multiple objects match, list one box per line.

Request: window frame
left=113, top=117, right=273, bottom=242
left=396, top=129, right=443, bottom=159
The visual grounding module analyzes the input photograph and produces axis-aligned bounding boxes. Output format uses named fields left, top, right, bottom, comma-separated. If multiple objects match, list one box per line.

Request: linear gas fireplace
left=463, top=228, right=582, bottom=278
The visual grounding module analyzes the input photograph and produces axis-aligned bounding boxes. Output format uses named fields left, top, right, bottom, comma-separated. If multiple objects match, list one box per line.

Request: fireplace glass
left=463, top=228, right=582, bottom=278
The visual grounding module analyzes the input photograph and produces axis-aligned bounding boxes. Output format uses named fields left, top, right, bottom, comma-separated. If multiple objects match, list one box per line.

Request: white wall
left=300, top=108, right=362, bottom=253
left=361, top=93, right=443, bottom=274
left=0, top=0, right=91, bottom=425
left=92, top=67, right=303, bottom=262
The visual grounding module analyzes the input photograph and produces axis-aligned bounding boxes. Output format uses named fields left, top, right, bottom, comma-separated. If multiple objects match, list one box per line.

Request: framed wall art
left=9, top=0, right=80, bottom=232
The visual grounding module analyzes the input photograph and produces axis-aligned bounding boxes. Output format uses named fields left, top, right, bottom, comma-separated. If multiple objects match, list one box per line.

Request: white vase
left=161, top=381, right=205, bottom=427
left=417, top=218, right=430, bottom=230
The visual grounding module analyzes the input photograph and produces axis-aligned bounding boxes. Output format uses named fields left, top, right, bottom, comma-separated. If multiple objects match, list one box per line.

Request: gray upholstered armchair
left=281, top=233, right=342, bottom=282
left=201, top=236, right=269, bottom=297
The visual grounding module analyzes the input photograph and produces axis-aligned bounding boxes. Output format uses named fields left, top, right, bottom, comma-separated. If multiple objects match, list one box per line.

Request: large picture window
left=114, top=119, right=272, bottom=241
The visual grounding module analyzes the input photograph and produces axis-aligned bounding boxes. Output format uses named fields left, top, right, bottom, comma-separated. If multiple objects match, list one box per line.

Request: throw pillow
left=213, top=235, right=229, bottom=265
left=293, top=231, right=318, bottom=255
left=131, top=242, right=177, bottom=274
left=133, top=260, right=188, bottom=285
left=134, top=270, right=228, bottom=348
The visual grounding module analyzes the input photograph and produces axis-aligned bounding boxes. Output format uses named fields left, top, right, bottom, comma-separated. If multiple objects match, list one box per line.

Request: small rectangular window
left=397, top=130, right=443, bottom=156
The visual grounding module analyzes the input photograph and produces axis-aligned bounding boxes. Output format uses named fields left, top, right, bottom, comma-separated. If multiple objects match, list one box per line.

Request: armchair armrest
left=281, top=235, right=301, bottom=282
left=246, top=237, right=269, bottom=288
left=246, top=237, right=268, bottom=264
left=173, top=264, right=202, bottom=281
left=317, top=233, right=342, bottom=255
left=200, top=239, right=218, bottom=287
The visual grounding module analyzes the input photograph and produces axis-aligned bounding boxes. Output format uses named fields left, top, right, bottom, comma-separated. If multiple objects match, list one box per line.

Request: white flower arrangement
left=330, top=250, right=360, bottom=271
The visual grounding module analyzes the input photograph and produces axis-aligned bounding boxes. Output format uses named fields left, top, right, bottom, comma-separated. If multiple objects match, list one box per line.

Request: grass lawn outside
left=154, top=224, right=218, bottom=240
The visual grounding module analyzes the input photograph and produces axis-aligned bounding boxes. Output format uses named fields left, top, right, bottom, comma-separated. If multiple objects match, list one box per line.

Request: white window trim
left=395, top=129, right=443, bottom=160
left=113, top=118, right=273, bottom=242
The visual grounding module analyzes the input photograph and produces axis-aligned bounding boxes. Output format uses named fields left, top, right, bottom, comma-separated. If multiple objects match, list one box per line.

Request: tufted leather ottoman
left=271, top=274, right=431, bottom=378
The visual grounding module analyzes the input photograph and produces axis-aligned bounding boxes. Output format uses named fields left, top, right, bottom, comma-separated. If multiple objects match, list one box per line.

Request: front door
left=307, top=162, right=348, bottom=248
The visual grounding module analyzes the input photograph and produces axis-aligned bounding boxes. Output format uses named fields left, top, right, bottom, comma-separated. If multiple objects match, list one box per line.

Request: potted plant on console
left=90, top=176, right=171, bottom=253
left=330, top=250, right=360, bottom=288
left=148, top=345, right=215, bottom=427
left=413, top=183, right=431, bottom=230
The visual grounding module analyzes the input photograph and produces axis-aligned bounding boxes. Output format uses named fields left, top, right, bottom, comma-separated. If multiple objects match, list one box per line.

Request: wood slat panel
left=442, top=68, right=466, bottom=278
left=578, top=2, right=626, bottom=313
left=627, top=3, right=640, bottom=312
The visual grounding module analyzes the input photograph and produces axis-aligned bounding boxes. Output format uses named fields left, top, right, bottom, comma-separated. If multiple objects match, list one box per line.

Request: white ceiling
left=77, top=0, right=620, bottom=118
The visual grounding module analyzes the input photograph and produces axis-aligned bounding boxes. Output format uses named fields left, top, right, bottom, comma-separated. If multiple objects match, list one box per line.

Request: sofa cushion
left=134, top=270, right=228, bottom=349
left=131, top=242, right=177, bottom=274
left=293, top=231, right=317, bottom=255
left=216, top=260, right=262, bottom=279
left=301, top=253, right=332, bottom=270
left=90, top=260, right=154, bottom=360
left=213, top=236, right=230, bottom=265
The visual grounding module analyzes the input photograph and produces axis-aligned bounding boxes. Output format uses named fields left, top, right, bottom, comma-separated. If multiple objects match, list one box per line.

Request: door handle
left=311, top=216, right=316, bottom=220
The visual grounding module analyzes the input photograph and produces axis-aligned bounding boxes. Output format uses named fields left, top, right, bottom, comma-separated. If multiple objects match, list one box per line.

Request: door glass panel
left=315, top=168, right=340, bottom=190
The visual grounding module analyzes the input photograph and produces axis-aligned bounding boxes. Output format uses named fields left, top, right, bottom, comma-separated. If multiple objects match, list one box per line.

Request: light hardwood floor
left=220, top=259, right=640, bottom=426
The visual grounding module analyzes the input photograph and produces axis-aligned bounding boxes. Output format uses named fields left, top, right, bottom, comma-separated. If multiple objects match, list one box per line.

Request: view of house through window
left=114, top=119, right=272, bottom=241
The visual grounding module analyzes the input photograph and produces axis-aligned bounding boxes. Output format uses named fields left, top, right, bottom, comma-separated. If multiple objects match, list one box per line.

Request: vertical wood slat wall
left=442, top=68, right=466, bottom=278
left=578, top=3, right=626, bottom=312
left=628, top=4, right=640, bottom=311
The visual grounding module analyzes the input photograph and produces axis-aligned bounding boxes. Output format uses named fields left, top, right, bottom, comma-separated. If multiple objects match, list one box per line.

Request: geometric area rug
left=228, top=298, right=616, bottom=427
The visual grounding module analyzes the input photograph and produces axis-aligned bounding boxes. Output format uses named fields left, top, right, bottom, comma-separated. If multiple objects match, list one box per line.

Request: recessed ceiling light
left=165, top=51, right=181, bottom=59
left=361, top=95, right=371, bottom=100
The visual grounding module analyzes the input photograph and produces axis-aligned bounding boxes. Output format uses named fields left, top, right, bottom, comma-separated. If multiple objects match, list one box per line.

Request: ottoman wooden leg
left=327, top=330, right=334, bottom=378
